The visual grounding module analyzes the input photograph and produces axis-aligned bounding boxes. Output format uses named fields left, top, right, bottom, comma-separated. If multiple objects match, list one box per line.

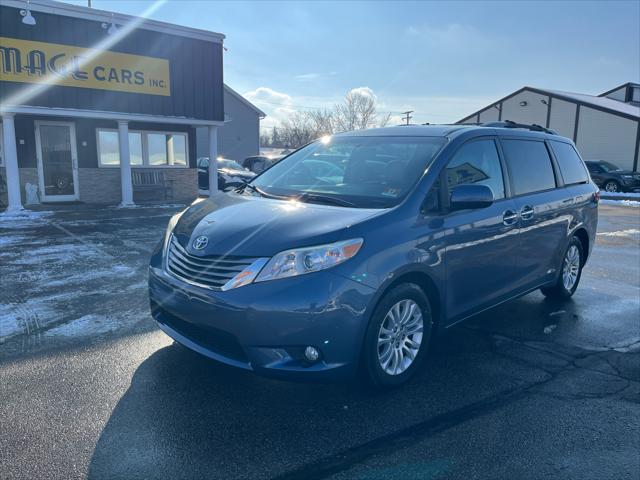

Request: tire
left=604, top=180, right=620, bottom=193
left=361, top=283, right=433, bottom=389
left=540, top=237, right=584, bottom=299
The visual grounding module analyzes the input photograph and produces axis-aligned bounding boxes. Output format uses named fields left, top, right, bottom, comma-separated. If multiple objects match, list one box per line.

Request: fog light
left=304, top=346, right=320, bottom=363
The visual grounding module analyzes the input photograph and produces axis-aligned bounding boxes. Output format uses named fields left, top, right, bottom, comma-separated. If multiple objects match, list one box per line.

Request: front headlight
left=255, top=238, right=363, bottom=283
left=622, top=175, right=633, bottom=179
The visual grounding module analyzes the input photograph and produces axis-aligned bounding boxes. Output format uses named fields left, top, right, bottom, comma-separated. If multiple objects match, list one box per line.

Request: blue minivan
left=149, top=123, right=598, bottom=388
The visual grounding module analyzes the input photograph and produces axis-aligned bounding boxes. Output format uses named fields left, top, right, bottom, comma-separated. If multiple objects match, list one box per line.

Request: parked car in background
left=585, top=160, right=640, bottom=193
left=243, top=155, right=287, bottom=173
left=243, top=155, right=272, bottom=173
left=197, top=157, right=255, bottom=191
left=151, top=123, right=598, bottom=388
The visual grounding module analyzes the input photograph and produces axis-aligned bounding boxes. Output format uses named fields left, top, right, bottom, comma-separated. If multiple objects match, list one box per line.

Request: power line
left=401, top=110, right=414, bottom=125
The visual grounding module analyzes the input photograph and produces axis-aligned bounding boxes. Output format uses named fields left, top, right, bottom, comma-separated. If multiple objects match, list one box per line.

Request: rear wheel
left=604, top=180, right=620, bottom=193
left=541, top=237, right=584, bottom=298
left=362, top=283, right=433, bottom=389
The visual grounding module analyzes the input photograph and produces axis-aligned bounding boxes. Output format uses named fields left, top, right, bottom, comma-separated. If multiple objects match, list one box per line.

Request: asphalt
left=0, top=203, right=638, bottom=480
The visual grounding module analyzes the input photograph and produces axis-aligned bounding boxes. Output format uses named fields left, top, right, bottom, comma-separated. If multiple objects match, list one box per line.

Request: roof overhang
left=0, top=0, right=225, bottom=44
left=0, top=105, right=225, bottom=126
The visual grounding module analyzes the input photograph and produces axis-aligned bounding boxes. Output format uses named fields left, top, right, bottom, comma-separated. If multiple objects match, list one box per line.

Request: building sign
left=0, top=37, right=171, bottom=96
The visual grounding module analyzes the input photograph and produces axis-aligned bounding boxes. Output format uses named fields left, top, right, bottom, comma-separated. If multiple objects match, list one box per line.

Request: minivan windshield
left=245, top=136, right=445, bottom=208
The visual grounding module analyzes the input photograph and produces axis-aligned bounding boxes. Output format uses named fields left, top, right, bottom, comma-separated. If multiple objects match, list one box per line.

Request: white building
left=457, top=82, right=640, bottom=172
left=196, top=85, right=266, bottom=162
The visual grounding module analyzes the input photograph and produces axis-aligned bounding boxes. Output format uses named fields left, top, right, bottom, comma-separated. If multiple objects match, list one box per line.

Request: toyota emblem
left=192, top=236, right=209, bottom=250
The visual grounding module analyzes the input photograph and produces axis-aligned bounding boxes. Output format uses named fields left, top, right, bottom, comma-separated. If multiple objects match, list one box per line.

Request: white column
left=166, top=134, right=175, bottom=166
left=117, top=120, right=134, bottom=206
left=2, top=114, right=23, bottom=211
left=207, top=125, right=218, bottom=196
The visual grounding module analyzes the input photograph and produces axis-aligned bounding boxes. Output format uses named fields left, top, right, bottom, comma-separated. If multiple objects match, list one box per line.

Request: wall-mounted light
left=540, top=99, right=548, bottom=105
left=519, top=101, right=528, bottom=107
left=20, top=2, right=36, bottom=26
left=101, top=21, right=119, bottom=35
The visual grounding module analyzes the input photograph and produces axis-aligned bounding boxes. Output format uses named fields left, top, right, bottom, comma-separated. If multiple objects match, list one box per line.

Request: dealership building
left=457, top=83, right=640, bottom=172
left=0, top=0, right=253, bottom=210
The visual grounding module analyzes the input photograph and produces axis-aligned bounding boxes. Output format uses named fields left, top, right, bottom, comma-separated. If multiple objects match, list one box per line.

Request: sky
left=61, top=0, right=640, bottom=129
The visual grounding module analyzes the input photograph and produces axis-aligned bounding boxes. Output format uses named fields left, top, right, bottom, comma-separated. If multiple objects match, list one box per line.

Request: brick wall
left=5, top=167, right=197, bottom=206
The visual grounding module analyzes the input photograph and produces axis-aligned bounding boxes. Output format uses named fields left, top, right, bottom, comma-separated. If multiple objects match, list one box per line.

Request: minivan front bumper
left=148, top=265, right=376, bottom=382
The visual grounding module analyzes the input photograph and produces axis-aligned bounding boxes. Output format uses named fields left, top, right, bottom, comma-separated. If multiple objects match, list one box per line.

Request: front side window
left=97, top=129, right=187, bottom=167
left=445, top=139, right=505, bottom=200
left=550, top=141, right=589, bottom=185
left=248, top=136, right=445, bottom=208
left=502, top=139, right=556, bottom=195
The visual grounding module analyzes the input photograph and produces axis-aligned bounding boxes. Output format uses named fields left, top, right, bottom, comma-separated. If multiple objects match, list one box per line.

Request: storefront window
left=97, top=129, right=187, bottom=167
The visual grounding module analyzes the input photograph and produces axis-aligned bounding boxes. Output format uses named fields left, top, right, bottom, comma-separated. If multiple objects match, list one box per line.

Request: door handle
left=502, top=210, right=518, bottom=226
left=520, top=205, right=535, bottom=220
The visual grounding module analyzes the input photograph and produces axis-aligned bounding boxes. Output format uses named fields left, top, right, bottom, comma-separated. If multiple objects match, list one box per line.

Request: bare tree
left=275, top=89, right=392, bottom=148
left=333, top=89, right=386, bottom=132
left=279, top=111, right=316, bottom=149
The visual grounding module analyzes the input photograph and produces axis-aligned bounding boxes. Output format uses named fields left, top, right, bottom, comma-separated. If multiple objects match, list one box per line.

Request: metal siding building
left=0, top=0, right=226, bottom=209
left=458, top=83, right=640, bottom=172
left=195, top=85, right=265, bottom=163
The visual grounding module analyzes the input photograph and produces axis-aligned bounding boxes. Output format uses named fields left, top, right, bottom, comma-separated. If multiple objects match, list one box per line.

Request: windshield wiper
left=295, top=193, right=357, bottom=208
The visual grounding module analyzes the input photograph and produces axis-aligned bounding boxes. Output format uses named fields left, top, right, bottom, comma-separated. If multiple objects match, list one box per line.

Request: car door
left=436, top=138, right=521, bottom=322
left=500, top=138, right=568, bottom=291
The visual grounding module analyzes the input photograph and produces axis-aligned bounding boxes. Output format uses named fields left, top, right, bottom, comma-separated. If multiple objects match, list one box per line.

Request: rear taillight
left=593, top=190, right=600, bottom=204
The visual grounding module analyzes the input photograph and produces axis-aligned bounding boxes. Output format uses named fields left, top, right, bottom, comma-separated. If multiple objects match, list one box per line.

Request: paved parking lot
left=0, top=203, right=638, bottom=479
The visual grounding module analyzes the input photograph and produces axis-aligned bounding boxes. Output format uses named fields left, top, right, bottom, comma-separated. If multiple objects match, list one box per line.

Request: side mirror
left=450, top=184, right=494, bottom=210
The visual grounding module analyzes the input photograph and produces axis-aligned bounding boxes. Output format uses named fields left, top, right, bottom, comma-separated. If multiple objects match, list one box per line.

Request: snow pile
left=597, top=229, right=640, bottom=238
left=600, top=199, right=640, bottom=207
left=600, top=192, right=640, bottom=199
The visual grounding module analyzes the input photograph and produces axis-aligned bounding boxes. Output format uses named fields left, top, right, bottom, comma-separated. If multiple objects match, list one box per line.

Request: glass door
left=36, top=121, right=79, bottom=202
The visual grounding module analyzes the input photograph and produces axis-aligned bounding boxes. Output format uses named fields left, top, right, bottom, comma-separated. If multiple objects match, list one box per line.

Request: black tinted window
left=550, top=141, right=589, bottom=185
left=446, top=139, right=505, bottom=200
left=502, top=140, right=556, bottom=195
left=585, top=163, right=599, bottom=173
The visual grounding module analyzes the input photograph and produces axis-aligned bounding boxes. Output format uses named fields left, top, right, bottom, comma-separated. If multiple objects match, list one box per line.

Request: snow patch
left=600, top=199, right=640, bottom=207
left=543, top=324, right=557, bottom=334
left=597, top=229, right=640, bottom=238
left=600, top=192, right=640, bottom=199
left=44, top=314, right=116, bottom=337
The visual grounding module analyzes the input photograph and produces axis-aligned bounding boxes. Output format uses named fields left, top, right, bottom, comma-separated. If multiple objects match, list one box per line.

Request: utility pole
left=401, top=111, right=413, bottom=125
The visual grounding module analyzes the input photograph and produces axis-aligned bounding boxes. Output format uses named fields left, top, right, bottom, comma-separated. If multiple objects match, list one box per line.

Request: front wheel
left=541, top=237, right=584, bottom=298
left=361, top=283, right=433, bottom=389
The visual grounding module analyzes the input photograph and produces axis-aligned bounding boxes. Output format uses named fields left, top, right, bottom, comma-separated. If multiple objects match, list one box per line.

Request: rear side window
left=445, top=139, right=505, bottom=200
left=501, top=139, right=556, bottom=195
left=550, top=141, right=589, bottom=185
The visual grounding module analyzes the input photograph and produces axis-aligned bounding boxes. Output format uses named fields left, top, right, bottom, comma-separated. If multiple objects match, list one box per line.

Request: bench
left=132, top=170, right=173, bottom=201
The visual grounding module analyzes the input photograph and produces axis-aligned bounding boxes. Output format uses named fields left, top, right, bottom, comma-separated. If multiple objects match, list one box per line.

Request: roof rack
left=482, top=120, right=558, bottom=135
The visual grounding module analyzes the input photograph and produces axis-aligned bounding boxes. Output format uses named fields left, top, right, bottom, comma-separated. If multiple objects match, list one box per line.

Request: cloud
left=243, top=86, right=293, bottom=106
left=294, top=73, right=320, bottom=81
left=348, top=86, right=377, bottom=100
left=243, top=87, right=296, bottom=127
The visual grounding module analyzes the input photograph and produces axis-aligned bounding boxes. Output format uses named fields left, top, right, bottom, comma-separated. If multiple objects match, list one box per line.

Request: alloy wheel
left=377, top=299, right=424, bottom=376
left=562, top=245, right=580, bottom=291
left=604, top=181, right=619, bottom=192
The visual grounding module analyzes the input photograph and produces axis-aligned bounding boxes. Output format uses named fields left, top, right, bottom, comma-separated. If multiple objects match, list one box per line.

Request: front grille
left=166, top=235, right=258, bottom=289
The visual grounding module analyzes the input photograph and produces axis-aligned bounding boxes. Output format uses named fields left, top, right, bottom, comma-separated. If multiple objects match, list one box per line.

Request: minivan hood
left=173, top=193, right=383, bottom=257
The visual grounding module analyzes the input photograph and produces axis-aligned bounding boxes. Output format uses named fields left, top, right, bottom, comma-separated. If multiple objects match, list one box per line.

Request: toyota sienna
left=148, top=123, right=598, bottom=388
